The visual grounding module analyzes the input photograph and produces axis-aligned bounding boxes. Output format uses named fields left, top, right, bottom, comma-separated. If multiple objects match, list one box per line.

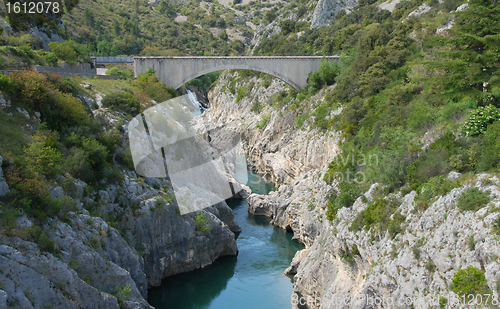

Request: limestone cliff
left=197, top=70, right=500, bottom=309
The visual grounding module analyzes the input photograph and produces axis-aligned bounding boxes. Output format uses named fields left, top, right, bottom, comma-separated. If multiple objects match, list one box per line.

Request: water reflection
left=148, top=256, right=237, bottom=308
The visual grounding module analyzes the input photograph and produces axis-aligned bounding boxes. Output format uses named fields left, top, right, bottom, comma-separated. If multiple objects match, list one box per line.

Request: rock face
left=198, top=71, right=500, bottom=308
left=0, top=182, right=239, bottom=308
left=126, top=199, right=239, bottom=287
left=311, top=0, right=358, bottom=28
left=0, top=240, right=129, bottom=309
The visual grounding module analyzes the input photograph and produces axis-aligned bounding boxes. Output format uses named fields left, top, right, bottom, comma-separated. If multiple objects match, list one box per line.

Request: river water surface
left=148, top=168, right=304, bottom=308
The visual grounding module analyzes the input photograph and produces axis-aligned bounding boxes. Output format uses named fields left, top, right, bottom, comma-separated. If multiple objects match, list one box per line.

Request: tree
left=49, top=41, right=78, bottom=65
left=452, top=266, right=492, bottom=300
left=83, top=8, right=95, bottom=28
left=219, top=29, right=228, bottom=41
left=425, top=0, right=500, bottom=105
left=113, top=20, right=121, bottom=37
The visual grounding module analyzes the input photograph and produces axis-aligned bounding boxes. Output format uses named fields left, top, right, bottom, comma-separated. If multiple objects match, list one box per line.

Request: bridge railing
left=90, top=57, right=134, bottom=65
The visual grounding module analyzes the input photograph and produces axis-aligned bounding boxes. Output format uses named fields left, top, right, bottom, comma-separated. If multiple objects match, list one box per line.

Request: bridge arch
left=177, top=64, right=301, bottom=91
left=134, top=56, right=339, bottom=92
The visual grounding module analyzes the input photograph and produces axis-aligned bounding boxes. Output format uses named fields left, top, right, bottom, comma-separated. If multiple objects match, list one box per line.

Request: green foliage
left=115, top=147, right=135, bottom=170
left=493, top=217, right=500, bottom=236
left=105, top=67, right=133, bottom=77
left=406, top=147, right=451, bottom=190
left=413, top=175, right=460, bottom=210
left=424, top=0, right=500, bottom=104
left=463, top=105, right=500, bottom=136
left=111, top=285, right=132, bottom=309
left=186, top=71, right=220, bottom=92
left=256, top=115, right=270, bottom=129
left=295, top=112, right=308, bottom=129
left=457, top=187, right=490, bottom=212
left=339, top=250, right=353, bottom=263
left=101, top=91, right=140, bottom=116
left=24, top=133, right=63, bottom=178
left=250, top=98, right=262, bottom=114
left=307, top=60, right=340, bottom=90
left=467, top=235, right=475, bottom=251
left=66, top=147, right=94, bottom=183
left=235, top=82, right=254, bottom=103
left=350, top=197, right=405, bottom=238
left=27, top=225, right=60, bottom=257
left=157, top=194, right=175, bottom=209
left=424, top=259, right=436, bottom=272
left=65, top=134, right=109, bottom=184
left=48, top=41, right=89, bottom=65
left=52, top=91, right=89, bottom=128
left=135, top=69, right=176, bottom=102
left=193, top=212, right=212, bottom=233
left=313, top=102, right=334, bottom=130
left=452, top=266, right=492, bottom=299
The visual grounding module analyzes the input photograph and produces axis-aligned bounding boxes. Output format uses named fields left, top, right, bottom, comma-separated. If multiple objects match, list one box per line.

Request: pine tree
left=426, top=0, right=500, bottom=105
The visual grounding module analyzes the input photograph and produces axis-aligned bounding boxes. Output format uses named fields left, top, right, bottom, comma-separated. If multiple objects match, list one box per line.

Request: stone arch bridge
left=133, top=56, right=339, bottom=91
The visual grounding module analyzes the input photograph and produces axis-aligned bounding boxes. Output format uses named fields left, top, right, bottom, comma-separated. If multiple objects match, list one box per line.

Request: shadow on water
left=148, top=256, right=237, bottom=309
left=270, top=227, right=304, bottom=262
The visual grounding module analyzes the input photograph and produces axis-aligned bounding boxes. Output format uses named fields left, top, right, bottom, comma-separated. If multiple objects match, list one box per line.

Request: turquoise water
left=148, top=168, right=304, bottom=309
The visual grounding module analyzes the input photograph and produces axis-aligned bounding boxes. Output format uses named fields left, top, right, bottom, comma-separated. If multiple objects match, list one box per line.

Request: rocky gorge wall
left=198, top=70, right=500, bottom=309
left=0, top=83, right=240, bottom=308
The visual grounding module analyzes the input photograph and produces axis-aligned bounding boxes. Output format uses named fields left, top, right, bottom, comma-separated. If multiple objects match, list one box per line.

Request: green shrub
left=425, top=259, right=436, bottom=272
left=307, top=59, right=340, bottom=90
left=463, top=105, right=500, bottom=136
left=339, top=250, right=353, bottom=263
left=457, top=187, right=490, bottom=212
left=193, top=212, right=212, bottom=233
left=452, top=266, right=492, bottom=300
left=115, top=147, right=135, bottom=170
left=105, top=67, right=133, bottom=77
left=235, top=82, right=254, bottom=103
left=105, top=67, right=121, bottom=76
left=388, top=212, right=405, bottom=237
left=101, top=91, right=140, bottom=116
left=48, top=41, right=78, bottom=65
left=256, top=115, right=270, bottom=129
left=9, top=70, right=52, bottom=113
left=52, top=91, right=89, bottom=127
left=414, top=176, right=460, bottom=210
left=467, top=235, right=475, bottom=251
left=326, top=182, right=362, bottom=221
left=250, top=98, right=262, bottom=113
left=157, top=194, right=175, bottom=209
left=493, top=217, right=500, bottom=235
left=66, top=147, right=94, bottom=183
left=27, top=225, right=60, bottom=257
left=406, top=147, right=451, bottom=190
left=350, top=197, right=404, bottom=238
left=24, top=133, right=63, bottom=178
left=135, top=69, right=176, bottom=103
left=295, top=113, right=308, bottom=129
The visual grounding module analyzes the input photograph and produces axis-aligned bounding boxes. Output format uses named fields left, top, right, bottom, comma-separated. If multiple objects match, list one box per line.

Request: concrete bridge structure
left=133, top=56, right=339, bottom=91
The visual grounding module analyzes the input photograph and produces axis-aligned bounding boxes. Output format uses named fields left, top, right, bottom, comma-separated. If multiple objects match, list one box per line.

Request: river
left=147, top=168, right=304, bottom=309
